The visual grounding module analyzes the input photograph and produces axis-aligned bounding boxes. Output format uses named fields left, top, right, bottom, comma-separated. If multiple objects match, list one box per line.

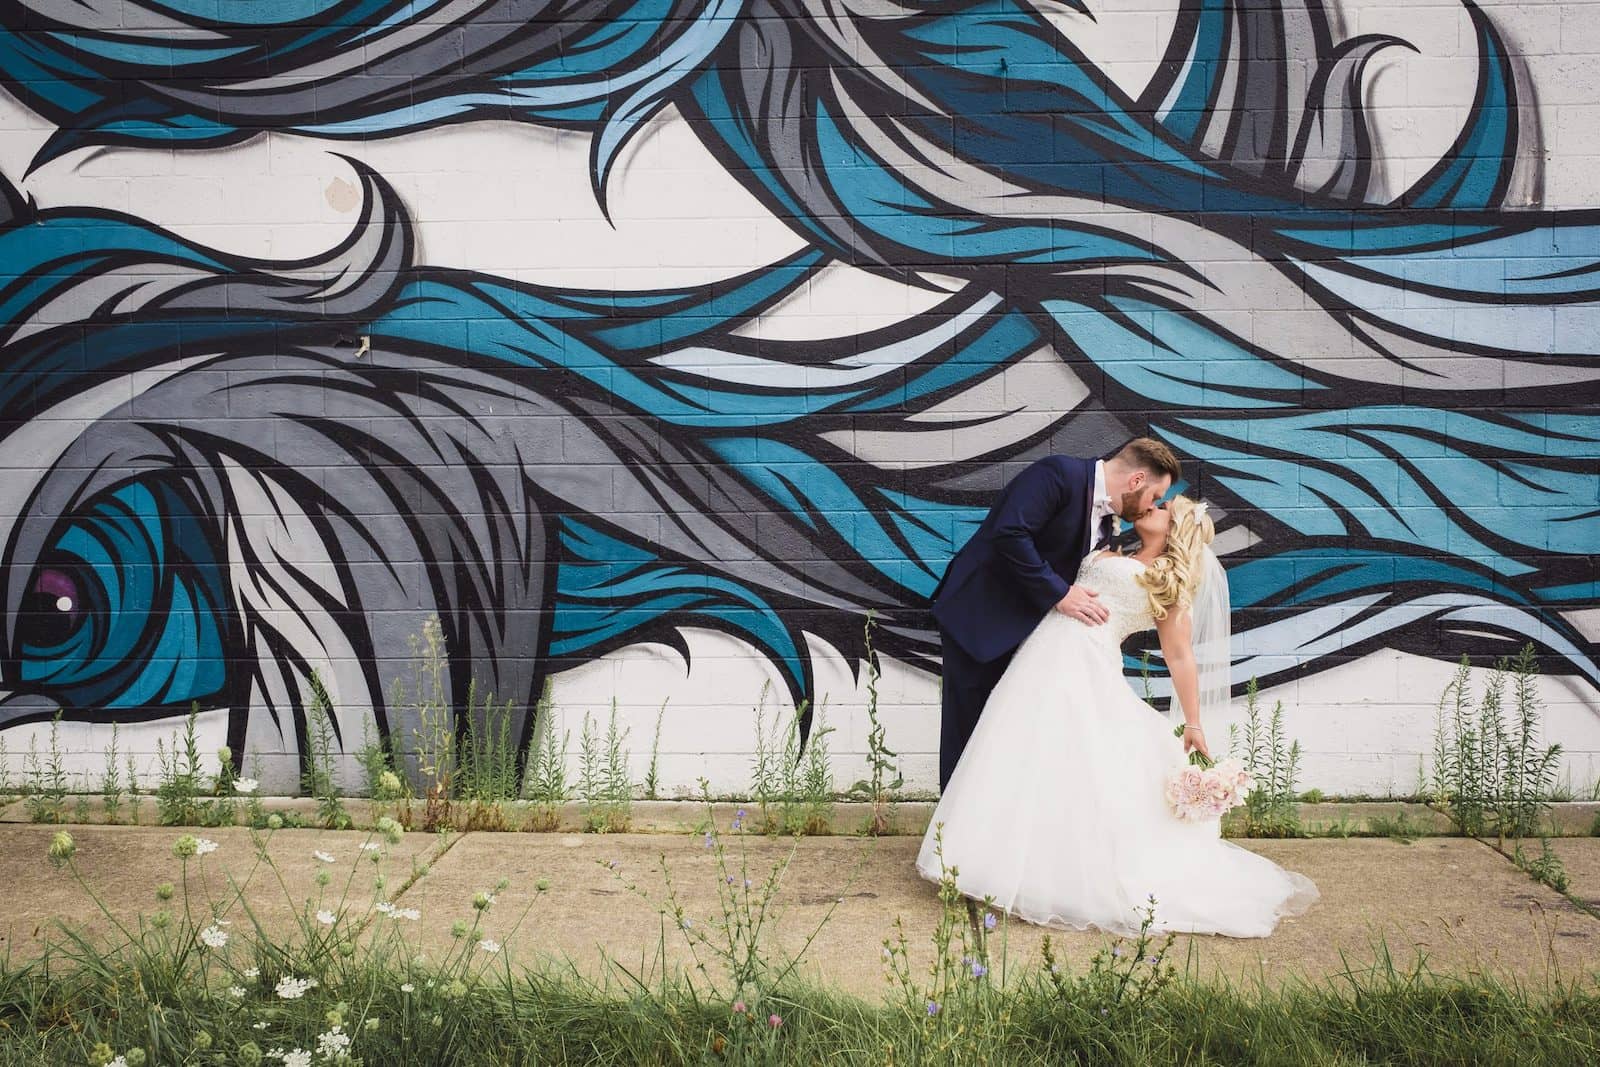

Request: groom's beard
left=1114, top=490, right=1147, bottom=522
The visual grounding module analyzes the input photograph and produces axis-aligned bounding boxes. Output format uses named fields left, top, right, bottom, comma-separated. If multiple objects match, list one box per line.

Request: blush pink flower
left=1166, top=763, right=1248, bottom=822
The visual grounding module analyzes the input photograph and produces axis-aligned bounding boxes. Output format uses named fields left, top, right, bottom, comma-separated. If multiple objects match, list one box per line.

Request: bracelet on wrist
left=1183, top=724, right=1202, bottom=731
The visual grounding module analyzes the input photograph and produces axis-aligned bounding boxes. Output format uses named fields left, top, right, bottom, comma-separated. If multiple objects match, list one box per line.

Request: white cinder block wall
left=0, top=1, right=1595, bottom=800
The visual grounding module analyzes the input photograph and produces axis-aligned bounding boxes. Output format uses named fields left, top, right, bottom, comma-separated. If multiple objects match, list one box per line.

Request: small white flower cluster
left=359, top=842, right=381, bottom=852
left=200, top=924, right=230, bottom=949
left=275, top=975, right=319, bottom=1000
left=316, top=1024, right=352, bottom=1059
left=268, top=1049, right=312, bottom=1067
left=399, top=982, right=415, bottom=994
left=244, top=967, right=260, bottom=979
left=316, top=909, right=338, bottom=926
left=312, top=850, right=336, bottom=864
left=105, top=1057, right=128, bottom=1067
left=195, top=838, right=219, bottom=856
left=233, top=777, right=259, bottom=794
left=478, top=939, right=501, bottom=955
left=372, top=901, right=418, bottom=921
left=228, top=985, right=247, bottom=999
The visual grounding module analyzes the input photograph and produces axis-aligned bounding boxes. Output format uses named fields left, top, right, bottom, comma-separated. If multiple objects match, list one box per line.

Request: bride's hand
left=1182, top=725, right=1211, bottom=761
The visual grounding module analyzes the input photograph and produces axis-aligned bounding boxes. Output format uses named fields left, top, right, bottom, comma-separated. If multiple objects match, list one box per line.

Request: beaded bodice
left=1068, top=551, right=1156, bottom=645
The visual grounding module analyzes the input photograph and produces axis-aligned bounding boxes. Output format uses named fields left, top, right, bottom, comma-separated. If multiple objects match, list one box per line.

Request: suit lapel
left=1080, top=456, right=1097, bottom=559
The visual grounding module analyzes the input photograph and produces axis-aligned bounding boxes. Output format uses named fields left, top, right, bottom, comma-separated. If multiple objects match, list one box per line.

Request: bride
left=916, top=495, right=1321, bottom=938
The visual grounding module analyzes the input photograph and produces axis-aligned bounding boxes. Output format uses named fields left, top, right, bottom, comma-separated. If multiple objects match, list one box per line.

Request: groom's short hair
left=1113, top=437, right=1182, bottom=482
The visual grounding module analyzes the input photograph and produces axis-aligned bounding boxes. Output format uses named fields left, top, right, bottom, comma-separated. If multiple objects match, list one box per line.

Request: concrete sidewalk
left=3, top=824, right=1597, bottom=999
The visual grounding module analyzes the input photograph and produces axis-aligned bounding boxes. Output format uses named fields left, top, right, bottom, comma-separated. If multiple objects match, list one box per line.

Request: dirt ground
left=4, top=824, right=1597, bottom=1000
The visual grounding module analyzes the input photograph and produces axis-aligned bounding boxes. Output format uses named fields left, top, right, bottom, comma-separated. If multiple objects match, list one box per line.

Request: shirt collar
left=1092, top=459, right=1111, bottom=507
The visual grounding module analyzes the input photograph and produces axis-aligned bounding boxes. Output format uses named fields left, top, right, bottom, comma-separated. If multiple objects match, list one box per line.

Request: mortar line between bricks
left=1464, top=834, right=1600, bottom=923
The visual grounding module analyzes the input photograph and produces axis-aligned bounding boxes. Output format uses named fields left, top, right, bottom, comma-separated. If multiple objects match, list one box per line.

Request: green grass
left=8, top=957, right=1598, bottom=1066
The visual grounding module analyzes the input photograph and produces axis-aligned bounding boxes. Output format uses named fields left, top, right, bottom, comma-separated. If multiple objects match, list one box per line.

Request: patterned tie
left=1094, top=511, right=1115, bottom=550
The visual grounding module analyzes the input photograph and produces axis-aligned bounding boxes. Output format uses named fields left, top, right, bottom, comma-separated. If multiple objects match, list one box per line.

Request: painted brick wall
left=0, top=0, right=1595, bottom=800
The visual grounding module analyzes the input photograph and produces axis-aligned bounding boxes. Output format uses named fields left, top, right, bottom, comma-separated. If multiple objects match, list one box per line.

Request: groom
left=930, top=438, right=1181, bottom=789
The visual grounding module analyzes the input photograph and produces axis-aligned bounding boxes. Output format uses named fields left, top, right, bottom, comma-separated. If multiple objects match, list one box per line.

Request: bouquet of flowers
left=1165, top=723, right=1255, bottom=822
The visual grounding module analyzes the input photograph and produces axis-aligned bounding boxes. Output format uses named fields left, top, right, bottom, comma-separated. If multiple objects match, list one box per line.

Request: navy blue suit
left=930, top=455, right=1098, bottom=789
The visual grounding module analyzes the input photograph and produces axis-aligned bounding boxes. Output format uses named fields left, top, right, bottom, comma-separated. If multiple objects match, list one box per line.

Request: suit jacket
left=930, top=454, right=1097, bottom=663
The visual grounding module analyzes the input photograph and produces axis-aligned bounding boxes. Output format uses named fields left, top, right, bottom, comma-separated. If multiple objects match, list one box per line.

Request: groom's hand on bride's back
left=1055, top=585, right=1108, bottom=624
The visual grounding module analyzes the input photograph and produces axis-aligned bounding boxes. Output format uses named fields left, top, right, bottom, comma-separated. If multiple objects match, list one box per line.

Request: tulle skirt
left=917, top=612, right=1321, bottom=938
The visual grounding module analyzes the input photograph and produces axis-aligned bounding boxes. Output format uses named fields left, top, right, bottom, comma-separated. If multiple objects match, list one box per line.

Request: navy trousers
left=937, top=623, right=1016, bottom=791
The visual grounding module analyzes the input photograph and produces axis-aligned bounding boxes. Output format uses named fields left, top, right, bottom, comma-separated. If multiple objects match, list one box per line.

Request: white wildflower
left=253, top=1021, right=269, bottom=1030
left=400, top=983, right=415, bottom=994
left=315, top=909, right=337, bottom=926
left=479, top=939, right=501, bottom=955
left=199, top=924, right=229, bottom=949
left=359, top=842, right=381, bottom=852
left=313, top=850, right=335, bottom=864
left=233, top=777, right=259, bottom=794
left=392, top=907, right=420, bottom=922
left=275, top=975, right=318, bottom=1000
left=373, top=901, right=395, bottom=916
left=316, top=1026, right=351, bottom=1059
left=228, top=985, right=246, bottom=999
left=106, top=1057, right=127, bottom=1067
left=194, top=837, right=219, bottom=856
left=244, top=966, right=260, bottom=979
left=280, top=1049, right=312, bottom=1067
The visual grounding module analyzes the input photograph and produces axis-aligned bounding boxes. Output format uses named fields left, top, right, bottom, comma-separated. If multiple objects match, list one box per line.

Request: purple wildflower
left=926, top=1001, right=940, bottom=1016
left=970, top=962, right=987, bottom=978
left=983, top=913, right=997, bottom=931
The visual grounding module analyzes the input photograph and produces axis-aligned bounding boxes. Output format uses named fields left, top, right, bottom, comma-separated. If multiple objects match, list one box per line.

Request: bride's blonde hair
left=1135, top=494, right=1215, bottom=621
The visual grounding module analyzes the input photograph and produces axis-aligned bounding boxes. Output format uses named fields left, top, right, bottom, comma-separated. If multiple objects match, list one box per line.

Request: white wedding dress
left=917, top=551, right=1321, bottom=938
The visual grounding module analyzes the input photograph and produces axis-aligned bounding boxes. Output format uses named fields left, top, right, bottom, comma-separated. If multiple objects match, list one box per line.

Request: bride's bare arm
left=1154, top=608, right=1206, bottom=739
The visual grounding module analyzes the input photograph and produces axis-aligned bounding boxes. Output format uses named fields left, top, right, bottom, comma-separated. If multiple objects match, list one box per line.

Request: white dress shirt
left=1090, top=459, right=1114, bottom=531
